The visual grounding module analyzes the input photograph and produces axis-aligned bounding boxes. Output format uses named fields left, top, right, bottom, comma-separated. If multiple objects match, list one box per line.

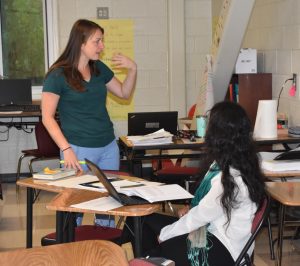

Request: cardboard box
left=235, top=48, right=257, bottom=74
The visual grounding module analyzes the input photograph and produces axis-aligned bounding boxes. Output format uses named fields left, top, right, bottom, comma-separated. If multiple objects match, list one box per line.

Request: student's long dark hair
left=45, top=19, right=103, bottom=92
left=205, top=101, right=265, bottom=225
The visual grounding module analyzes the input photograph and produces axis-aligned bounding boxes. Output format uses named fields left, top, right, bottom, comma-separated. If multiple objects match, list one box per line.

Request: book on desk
left=33, top=167, right=76, bottom=180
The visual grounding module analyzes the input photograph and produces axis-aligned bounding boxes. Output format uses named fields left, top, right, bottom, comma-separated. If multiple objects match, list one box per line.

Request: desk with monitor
left=0, top=110, right=41, bottom=128
left=120, top=129, right=300, bottom=176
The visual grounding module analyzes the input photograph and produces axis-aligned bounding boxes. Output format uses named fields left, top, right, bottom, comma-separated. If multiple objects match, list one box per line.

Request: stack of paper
left=33, top=167, right=76, bottom=180
left=259, top=152, right=300, bottom=172
left=126, top=129, right=173, bottom=146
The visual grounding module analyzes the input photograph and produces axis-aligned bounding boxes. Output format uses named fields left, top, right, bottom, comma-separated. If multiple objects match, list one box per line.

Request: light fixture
left=289, top=73, right=297, bottom=96
left=277, top=73, right=297, bottom=112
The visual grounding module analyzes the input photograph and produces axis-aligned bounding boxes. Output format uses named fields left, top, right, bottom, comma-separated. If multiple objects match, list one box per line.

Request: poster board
left=94, top=19, right=135, bottom=121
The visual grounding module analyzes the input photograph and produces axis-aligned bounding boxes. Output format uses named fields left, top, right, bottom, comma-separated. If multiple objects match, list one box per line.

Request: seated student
left=121, top=101, right=266, bottom=266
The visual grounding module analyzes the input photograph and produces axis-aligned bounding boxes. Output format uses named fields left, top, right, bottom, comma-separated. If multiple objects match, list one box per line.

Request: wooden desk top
left=16, top=172, right=144, bottom=193
left=17, top=177, right=65, bottom=193
left=46, top=188, right=160, bottom=217
left=255, top=129, right=300, bottom=145
left=17, top=173, right=160, bottom=216
left=266, top=182, right=300, bottom=206
left=119, top=135, right=205, bottom=150
left=0, top=240, right=129, bottom=266
left=263, top=170, right=300, bottom=178
left=120, top=129, right=300, bottom=150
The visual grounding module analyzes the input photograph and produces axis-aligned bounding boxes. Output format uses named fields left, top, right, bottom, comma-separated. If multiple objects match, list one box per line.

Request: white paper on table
left=46, top=174, right=98, bottom=188
left=70, top=196, right=123, bottom=211
left=259, top=152, right=300, bottom=172
left=119, top=184, right=194, bottom=203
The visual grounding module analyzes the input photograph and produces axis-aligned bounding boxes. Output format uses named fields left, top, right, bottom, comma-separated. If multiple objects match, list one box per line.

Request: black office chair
left=234, top=195, right=271, bottom=266
left=16, top=121, right=60, bottom=182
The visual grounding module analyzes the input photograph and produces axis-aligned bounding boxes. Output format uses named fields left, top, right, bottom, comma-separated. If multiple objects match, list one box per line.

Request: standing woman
left=42, top=19, right=137, bottom=225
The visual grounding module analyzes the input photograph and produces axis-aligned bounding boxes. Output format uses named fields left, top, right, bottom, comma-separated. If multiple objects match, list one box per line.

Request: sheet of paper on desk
left=259, top=152, right=300, bottom=172
left=126, top=129, right=173, bottom=145
left=79, top=180, right=164, bottom=192
left=119, top=184, right=193, bottom=203
left=80, top=180, right=143, bottom=191
left=70, top=196, right=123, bottom=211
left=45, top=175, right=98, bottom=188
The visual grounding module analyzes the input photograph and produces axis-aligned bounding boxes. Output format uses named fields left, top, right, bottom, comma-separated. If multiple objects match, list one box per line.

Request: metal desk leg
left=67, top=213, right=76, bottom=242
left=276, top=204, right=286, bottom=266
left=26, top=187, right=34, bottom=248
left=56, top=211, right=64, bottom=244
left=267, top=215, right=275, bottom=260
left=133, top=216, right=142, bottom=257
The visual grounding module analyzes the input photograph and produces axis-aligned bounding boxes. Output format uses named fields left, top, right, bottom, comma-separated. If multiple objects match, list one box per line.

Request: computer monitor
left=128, top=111, right=178, bottom=135
left=0, top=79, right=32, bottom=105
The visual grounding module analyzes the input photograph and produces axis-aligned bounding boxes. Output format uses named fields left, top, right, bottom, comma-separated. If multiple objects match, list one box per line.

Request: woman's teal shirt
left=43, top=60, right=115, bottom=148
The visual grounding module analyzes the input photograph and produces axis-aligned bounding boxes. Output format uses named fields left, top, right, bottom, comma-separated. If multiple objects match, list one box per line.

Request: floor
left=1, top=182, right=300, bottom=265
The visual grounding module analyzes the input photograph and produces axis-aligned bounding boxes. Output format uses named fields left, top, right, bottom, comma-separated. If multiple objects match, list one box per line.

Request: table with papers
left=260, top=153, right=300, bottom=171
left=17, top=172, right=193, bottom=256
left=16, top=172, right=148, bottom=248
left=120, top=129, right=300, bottom=177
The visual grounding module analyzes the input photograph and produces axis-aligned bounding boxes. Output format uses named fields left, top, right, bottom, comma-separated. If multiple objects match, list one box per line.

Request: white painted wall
left=243, top=0, right=300, bottom=126
left=4, top=0, right=300, bottom=175
left=0, top=0, right=211, bottom=174
left=55, top=0, right=211, bottom=136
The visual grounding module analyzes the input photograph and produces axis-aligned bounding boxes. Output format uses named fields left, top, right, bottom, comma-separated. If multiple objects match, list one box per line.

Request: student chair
left=152, top=158, right=200, bottom=192
left=16, top=121, right=60, bottom=182
left=151, top=104, right=200, bottom=193
left=234, top=195, right=271, bottom=266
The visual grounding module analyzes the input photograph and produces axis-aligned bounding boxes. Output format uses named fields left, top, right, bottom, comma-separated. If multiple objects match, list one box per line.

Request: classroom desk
left=16, top=173, right=159, bottom=256
left=264, top=170, right=300, bottom=181
left=46, top=188, right=160, bottom=257
left=0, top=100, right=41, bottom=127
left=0, top=111, right=41, bottom=128
left=263, top=170, right=300, bottom=260
left=266, top=182, right=300, bottom=266
left=120, top=129, right=300, bottom=176
left=17, top=177, right=66, bottom=248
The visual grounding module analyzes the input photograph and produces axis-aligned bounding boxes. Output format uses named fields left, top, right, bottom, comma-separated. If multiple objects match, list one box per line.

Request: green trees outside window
left=0, top=0, right=45, bottom=85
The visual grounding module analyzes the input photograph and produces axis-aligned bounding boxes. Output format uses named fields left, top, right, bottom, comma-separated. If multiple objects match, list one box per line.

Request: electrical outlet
left=97, top=7, right=109, bottom=19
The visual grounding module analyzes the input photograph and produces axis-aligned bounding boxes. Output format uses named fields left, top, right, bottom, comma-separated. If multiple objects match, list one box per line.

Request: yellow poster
left=94, top=19, right=135, bottom=120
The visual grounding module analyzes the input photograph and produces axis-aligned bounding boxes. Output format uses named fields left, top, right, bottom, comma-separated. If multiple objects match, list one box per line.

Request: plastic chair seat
left=41, top=225, right=123, bottom=246
left=21, top=148, right=59, bottom=158
left=155, top=166, right=199, bottom=176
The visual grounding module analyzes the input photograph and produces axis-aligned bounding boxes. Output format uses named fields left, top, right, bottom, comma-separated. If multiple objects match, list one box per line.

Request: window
left=0, top=0, right=57, bottom=98
left=0, top=0, right=46, bottom=85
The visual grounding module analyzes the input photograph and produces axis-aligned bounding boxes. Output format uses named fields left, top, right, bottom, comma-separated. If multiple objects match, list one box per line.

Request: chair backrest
left=234, top=195, right=270, bottom=266
left=35, top=121, right=60, bottom=156
left=0, top=240, right=129, bottom=266
left=188, top=104, right=196, bottom=119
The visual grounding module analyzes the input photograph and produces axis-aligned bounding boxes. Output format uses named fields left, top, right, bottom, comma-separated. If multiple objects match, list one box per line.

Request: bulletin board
left=94, top=19, right=135, bottom=121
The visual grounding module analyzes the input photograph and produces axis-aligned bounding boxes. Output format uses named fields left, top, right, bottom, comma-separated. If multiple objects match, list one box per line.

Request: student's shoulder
left=210, top=171, right=222, bottom=185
